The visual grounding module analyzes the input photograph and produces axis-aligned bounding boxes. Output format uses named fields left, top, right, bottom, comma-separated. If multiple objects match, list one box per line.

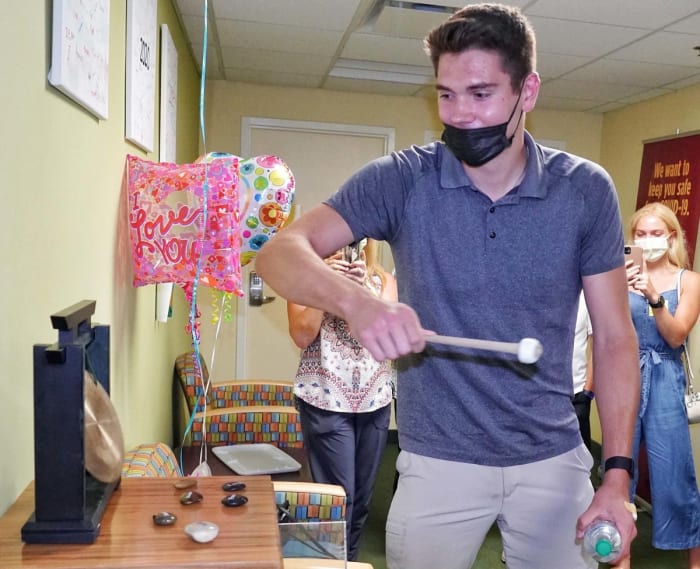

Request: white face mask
left=634, top=236, right=669, bottom=262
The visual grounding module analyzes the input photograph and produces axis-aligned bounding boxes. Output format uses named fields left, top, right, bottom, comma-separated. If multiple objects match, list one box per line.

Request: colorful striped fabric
left=190, top=406, right=304, bottom=448
left=174, top=351, right=303, bottom=448
left=174, top=351, right=296, bottom=411
left=174, top=351, right=209, bottom=414
left=274, top=482, right=347, bottom=522
left=121, top=442, right=181, bottom=477
left=209, top=382, right=295, bottom=409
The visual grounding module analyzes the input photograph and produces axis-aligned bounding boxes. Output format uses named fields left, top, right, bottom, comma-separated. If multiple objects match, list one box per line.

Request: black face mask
left=441, top=94, right=523, bottom=167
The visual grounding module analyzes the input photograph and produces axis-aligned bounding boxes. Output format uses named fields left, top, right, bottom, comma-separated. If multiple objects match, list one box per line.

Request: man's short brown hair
left=424, top=3, right=536, bottom=92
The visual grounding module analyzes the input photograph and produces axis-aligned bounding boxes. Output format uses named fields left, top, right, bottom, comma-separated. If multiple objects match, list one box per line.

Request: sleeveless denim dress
left=629, top=270, right=700, bottom=549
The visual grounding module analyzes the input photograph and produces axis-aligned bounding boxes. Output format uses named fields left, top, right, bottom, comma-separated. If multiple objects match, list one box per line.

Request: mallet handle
left=425, top=334, right=520, bottom=355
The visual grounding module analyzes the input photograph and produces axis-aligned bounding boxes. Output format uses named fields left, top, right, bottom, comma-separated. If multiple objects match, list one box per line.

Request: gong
left=84, top=370, right=124, bottom=483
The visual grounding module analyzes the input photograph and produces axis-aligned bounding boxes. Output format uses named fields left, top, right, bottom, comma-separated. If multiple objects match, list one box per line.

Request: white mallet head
left=517, top=338, right=543, bottom=364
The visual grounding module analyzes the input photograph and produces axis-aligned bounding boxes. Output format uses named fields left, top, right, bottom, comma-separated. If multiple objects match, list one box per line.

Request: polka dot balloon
left=199, top=152, right=295, bottom=266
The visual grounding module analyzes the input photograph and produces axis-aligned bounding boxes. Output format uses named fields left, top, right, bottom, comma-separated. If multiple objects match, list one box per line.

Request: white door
left=236, top=118, right=394, bottom=380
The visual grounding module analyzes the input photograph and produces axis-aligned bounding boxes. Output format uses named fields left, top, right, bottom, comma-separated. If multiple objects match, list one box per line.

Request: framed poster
left=159, top=24, right=178, bottom=163
left=636, top=131, right=700, bottom=263
left=48, top=0, right=110, bottom=120
left=155, top=24, right=178, bottom=323
left=125, top=0, right=157, bottom=151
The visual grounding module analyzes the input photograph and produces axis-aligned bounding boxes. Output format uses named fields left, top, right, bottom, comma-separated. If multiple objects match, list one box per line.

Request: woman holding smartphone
left=621, top=202, right=700, bottom=569
left=287, top=238, right=397, bottom=561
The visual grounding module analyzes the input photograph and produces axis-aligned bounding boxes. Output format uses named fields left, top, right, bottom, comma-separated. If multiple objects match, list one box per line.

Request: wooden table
left=179, top=446, right=312, bottom=482
left=0, top=477, right=282, bottom=569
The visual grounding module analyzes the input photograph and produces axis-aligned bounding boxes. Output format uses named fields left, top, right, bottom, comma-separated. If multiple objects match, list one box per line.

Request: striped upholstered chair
left=173, top=351, right=304, bottom=448
left=120, top=442, right=181, bottom=478
left=189, top=405, right=304, bottom=448
left=273, top=481, right=346, bottom=523
left=174, top=350, right=297, bottom=412
left=274, top=481, right=372, bottom=569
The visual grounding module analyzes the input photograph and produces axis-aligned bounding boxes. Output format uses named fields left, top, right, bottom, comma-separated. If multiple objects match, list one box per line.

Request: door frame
left=235, top=117, right=395, bottom=379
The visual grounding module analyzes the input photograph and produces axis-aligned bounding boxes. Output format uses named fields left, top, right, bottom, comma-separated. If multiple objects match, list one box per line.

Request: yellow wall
left=0, top=2, right=200, bottom=515
left=205, top=80, right=441, bottom=156
left=526, top=110, right=603, bottom=163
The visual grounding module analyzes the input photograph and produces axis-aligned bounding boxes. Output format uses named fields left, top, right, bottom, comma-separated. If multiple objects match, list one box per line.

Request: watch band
left=604, top=456, right=635, bottom=478
left=649, top=295, right=665, bottom=309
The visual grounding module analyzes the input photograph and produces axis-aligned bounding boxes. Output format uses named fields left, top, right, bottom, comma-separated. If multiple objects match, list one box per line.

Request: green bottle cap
left=595, top=539, right=613, bottom=557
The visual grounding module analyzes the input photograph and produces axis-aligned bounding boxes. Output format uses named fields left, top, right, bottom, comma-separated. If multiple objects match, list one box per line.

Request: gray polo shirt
left=326, top=132, right=624, bottom=466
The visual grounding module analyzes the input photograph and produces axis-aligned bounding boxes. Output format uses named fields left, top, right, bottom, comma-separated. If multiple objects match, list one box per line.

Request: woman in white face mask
left=620, top=202, right=700, bottom=569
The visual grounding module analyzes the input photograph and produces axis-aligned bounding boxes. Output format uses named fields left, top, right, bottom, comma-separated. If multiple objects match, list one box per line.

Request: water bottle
left=583, top=520, right=622, bottom=563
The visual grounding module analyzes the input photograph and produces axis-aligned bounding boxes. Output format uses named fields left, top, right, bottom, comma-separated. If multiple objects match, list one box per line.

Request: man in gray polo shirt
left=257, top=4, right=640, bottom=568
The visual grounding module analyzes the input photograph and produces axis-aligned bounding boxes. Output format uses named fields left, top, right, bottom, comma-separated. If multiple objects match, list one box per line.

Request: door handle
left=249, top=271, right=276, bottom=306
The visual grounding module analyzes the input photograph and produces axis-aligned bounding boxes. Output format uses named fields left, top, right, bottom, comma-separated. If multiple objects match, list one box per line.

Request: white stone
left=184, top=521, right=219, bottom=543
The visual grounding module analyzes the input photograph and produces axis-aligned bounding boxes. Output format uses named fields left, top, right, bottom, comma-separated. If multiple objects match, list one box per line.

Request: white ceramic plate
left=211, top=443, right=302, bottom=475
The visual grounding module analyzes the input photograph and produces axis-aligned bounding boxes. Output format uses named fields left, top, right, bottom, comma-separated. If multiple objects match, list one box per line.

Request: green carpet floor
left=356, top=439, right=687, bottom=569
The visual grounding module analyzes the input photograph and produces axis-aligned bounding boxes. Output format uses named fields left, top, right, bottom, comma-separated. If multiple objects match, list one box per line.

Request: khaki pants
left=386, top=445, right=597, bottom=569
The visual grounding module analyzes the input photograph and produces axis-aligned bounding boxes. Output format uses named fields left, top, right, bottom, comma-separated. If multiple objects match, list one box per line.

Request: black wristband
left=604, top=456, right=635, bottom=478
left=649, top=295, right=665, bottom=309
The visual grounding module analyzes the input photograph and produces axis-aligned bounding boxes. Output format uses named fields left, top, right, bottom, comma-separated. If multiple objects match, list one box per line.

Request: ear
left=521, top=72, right=540, bottom=113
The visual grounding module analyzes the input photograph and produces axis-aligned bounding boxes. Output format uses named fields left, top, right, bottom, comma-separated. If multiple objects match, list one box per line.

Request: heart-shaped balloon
left=127, top=152, right=294, bottom=300
left=198, top=153, right=295, bottom=266
left=238, top=155, right=295, bottom=266
left=127, top=154, right=242, bottom=295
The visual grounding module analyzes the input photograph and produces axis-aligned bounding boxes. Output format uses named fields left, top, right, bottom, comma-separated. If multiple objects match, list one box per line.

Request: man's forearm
left=593, top=337, right=640, bottom=463
left=256, top=220, right=363, bottom=321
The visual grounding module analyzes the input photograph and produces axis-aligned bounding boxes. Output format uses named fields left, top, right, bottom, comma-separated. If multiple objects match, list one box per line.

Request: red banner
left=636, top=132, right=700, bottom=263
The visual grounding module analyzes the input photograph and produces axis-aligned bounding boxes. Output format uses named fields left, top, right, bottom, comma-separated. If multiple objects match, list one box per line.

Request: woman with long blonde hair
left=621, top=202, right=700, bottom=569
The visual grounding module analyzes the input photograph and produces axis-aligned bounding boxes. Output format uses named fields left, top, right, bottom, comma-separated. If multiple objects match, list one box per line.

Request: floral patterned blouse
left=293, top=275, right=395, bottom=413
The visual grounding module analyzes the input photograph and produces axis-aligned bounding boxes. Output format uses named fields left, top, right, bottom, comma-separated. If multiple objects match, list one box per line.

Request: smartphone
left=343, top=241, right=365, bottom=263
left=624, top=245, right=643, bottom=269
left=342, top=244, right=358, bottom=263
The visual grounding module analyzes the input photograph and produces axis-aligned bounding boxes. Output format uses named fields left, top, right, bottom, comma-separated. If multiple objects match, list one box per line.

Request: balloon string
left=187, top=300, right=225, bottom=473
left=190, top=0, right=209, bottom=333
left=198, top=0, right=208, bottom=156
left=181, top=0, right=210, bottom=472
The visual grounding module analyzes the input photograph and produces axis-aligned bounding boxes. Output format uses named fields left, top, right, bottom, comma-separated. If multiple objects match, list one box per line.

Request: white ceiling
left=172, top=0, right=700, bottom=113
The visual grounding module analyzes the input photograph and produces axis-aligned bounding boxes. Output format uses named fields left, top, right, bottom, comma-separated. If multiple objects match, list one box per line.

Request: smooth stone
left=184, top=521, right=219, bottom=543
left=174, top=478, right=198, bottom=490
left=222, top=481, right=246, bottom=492
left=221, top=493, right=249, bottom=507
left=180, top=490, right=204, bottom=505
left=152, top=511, right=177, bottom=526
